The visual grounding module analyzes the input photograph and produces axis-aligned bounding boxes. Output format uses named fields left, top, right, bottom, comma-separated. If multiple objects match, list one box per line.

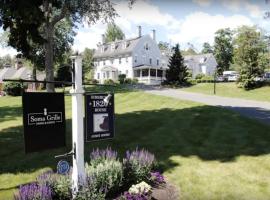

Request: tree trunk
left=32, top=65, right=37, bottom=90
left=45, top=24, right=55, bottom=92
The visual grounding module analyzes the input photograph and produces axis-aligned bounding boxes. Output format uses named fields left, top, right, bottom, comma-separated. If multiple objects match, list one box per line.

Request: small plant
left=74, top=175, right=105, bottom=200
left=195, top=73, right=205, bottom=80
left=118, top=74, right=126, bottom=84
left=90, top=147, right=118, bottom=167
left=118, top=181, right=151, bottom=200
left=104, top=79, right=115, bottom=84
left=124, top=78, right=132, bottom=84
left=3, top=81, right=24, bottom=96
left=37, top=170, right=72, bottom=200
left=149, top=171, right=165, bottom=186
left=14, top=183, right=52, bottom=200
left=123, top=148, right=155, bottom=186
left=86, top=147, right=123, bottom=197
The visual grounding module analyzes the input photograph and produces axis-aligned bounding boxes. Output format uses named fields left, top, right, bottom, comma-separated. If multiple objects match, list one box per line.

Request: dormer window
left=111, top=43, right=115, bottom=50
left=144, top=43, right=149, bottom=51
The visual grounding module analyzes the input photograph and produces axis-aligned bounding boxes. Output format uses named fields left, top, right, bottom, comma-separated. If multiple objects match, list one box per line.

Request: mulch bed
left=151, top=182, right=180, bottom=200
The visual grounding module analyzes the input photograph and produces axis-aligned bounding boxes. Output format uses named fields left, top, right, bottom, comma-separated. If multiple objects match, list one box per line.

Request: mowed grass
left=181, top=82, right=270, bottom=102
left=1, top=90, right=270, bottom=200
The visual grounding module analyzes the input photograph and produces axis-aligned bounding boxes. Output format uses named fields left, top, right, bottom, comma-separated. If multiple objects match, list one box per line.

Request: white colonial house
left=184, top=53, right=217, bottom=78
left=93, top=26, right=167, bottom=85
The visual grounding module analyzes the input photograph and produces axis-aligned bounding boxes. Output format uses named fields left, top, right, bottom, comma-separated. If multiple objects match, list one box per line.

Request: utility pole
left=70, top=54, right=85, bottom=194
left=214, top=71, right=217, bottom=95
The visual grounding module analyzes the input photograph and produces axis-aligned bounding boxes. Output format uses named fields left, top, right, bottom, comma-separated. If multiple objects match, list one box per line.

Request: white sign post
left=70, top=55, right=85, bottom=194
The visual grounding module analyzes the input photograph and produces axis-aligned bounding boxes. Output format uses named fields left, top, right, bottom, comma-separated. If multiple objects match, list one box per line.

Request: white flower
left=128, top=181, right=151, bottom=195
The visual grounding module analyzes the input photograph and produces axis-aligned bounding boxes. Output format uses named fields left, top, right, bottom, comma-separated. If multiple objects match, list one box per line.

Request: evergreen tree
left=166, top=44, right=188, bottom=85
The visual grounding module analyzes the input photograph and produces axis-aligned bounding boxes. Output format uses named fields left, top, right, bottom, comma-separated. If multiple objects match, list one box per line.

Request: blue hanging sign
left=57, top=160, right=70, bottom=174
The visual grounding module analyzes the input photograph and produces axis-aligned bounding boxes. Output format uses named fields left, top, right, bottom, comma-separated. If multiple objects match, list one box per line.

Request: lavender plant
left=14, top=183, right=52, bottom=200
left=90, top=147, right=118, bottom=167
left=123, top=148, right=156, bottom=186
left=149, top=171, right=165, bottom=186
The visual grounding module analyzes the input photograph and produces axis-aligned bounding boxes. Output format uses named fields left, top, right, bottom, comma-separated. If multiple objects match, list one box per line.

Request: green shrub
left=200, top=75, right=214, bottom=83
left=195, top=73, right=205, bottom=80
left=104, top=79, right=115, bottom=85
left=131, top=78, right=138, bottom=84
left=90, top=79, right=99, bottom=84
left=237, top=77, right=263, bottom=90
left=123, top=148, right=156, bottom=186
left=75, top=179, right=105, bottom=200
left=124, top=78, right=132, bottom=84
left=37, top=171, right=72, bottom=200
left=186, top=77, right=197, bottom=85
left=86, top=148, right=123, bottom=198
left=3, top=82, right=24, bottom=96
left=118, top=74, right=126, bottom=84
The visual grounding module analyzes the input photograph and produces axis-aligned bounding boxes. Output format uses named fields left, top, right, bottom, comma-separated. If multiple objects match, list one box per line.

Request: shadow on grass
left=0, top=105, right=22, bottom=122
left=1, top=105, right=270, bottom=177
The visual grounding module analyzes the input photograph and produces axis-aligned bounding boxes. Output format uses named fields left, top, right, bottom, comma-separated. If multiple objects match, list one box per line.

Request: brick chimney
left=138, top=26, right=142, bottom=37
left=151, top=29, right=156, bottom=42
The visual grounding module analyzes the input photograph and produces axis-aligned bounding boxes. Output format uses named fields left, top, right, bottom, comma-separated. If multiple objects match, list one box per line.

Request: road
left=145, top=88, right=270, bottom=125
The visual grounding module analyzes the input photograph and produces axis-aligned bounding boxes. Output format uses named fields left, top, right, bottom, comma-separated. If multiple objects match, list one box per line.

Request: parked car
left=216, top=76, right=227, bottom=82
left=264, top=72, right=270, bottom=82
left=223, top=71, right=239, bottom=82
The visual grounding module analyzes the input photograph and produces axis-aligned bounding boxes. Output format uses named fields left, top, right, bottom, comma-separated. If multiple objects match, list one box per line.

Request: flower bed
left=14, top=147, right=177, bottom=200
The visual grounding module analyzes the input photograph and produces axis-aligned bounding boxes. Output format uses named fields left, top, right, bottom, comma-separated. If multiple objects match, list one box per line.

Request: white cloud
left=72, top=24, right=106, bottom=52
left=0, top=46, right=17, bottom=57
left=168, top=12, right=253, bottom=49
left=192, top=0, right=212, bottom=7
left=114, top=0, right=181, bottom=31
left=222, top=0, right=263, bottom=18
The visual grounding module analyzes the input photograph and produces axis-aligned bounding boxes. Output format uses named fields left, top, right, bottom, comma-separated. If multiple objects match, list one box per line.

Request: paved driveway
left=145, top=88, right=270, bottom=125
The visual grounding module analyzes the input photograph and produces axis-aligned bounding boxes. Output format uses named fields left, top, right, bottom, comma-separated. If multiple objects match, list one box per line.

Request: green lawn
left=181, top=82, right=270, bottom=102
left=1, top=90, right=270, bottom=200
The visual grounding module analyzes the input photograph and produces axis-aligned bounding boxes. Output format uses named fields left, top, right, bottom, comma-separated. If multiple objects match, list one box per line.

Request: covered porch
left=133, top=65, right=167, bottom=85
left=100, top=66, right=118, bottom=83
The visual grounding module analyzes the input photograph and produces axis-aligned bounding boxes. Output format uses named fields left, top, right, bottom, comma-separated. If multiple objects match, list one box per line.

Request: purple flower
left=122, top=191, right=149, bottom=200
left=125, top=148, right=155, bottom=167
left=90, top=147, right=118, bottom=161
left=150, top=171, right=165, bottom=185
left=14, top=183, right=52, bottom=200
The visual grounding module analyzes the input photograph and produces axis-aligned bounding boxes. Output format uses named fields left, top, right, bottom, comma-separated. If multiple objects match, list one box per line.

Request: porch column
left=140, top=69, right=142, bottom=79
left=156, top=68, right=157, bottom=80
left=148, top=68, right=150, bottom=84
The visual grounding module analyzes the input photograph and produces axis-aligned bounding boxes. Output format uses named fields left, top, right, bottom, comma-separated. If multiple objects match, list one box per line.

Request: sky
left=1, top=0, right=270, bottom=56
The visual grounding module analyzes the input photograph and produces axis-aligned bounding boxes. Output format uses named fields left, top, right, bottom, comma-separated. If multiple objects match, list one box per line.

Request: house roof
left=184, top=53, right=216, bottom=69
left=0, top=67, right=17, bottom=82
left=12, top=67, right=31, bottom=80
left=93, top=36, right=142, bottom=59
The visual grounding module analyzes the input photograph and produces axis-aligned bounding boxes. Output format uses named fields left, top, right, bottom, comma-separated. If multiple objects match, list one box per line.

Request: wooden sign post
left=70, top=55, right=85, bottom=193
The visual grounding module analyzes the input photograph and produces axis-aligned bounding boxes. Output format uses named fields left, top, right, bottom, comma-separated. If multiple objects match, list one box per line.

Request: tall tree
left=234, top=25, right=268, bottom=89
left=0, top=0, right=134, bottom=92
left=158, top=41, right=170, bottom=51
left=214, top=28, right=234, bottom=74
left=82, top=48, right=94, bottom=81
left=166, top=44, right=188, bottom=85
left=201, top=42, right=213, bottom=54
left=104, top=22, right=125, bottom=42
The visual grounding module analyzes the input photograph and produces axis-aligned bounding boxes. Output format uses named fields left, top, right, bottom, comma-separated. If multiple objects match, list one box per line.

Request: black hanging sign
left=85, top=93, right=115, bottom=141
left=22, top=92, right=66, bottom=153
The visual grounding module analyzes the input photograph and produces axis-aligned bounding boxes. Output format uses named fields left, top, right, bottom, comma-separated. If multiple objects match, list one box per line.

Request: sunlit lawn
left=0, top=89, right=270, bottom=200
left=181, top=82, right=270, bottom=102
